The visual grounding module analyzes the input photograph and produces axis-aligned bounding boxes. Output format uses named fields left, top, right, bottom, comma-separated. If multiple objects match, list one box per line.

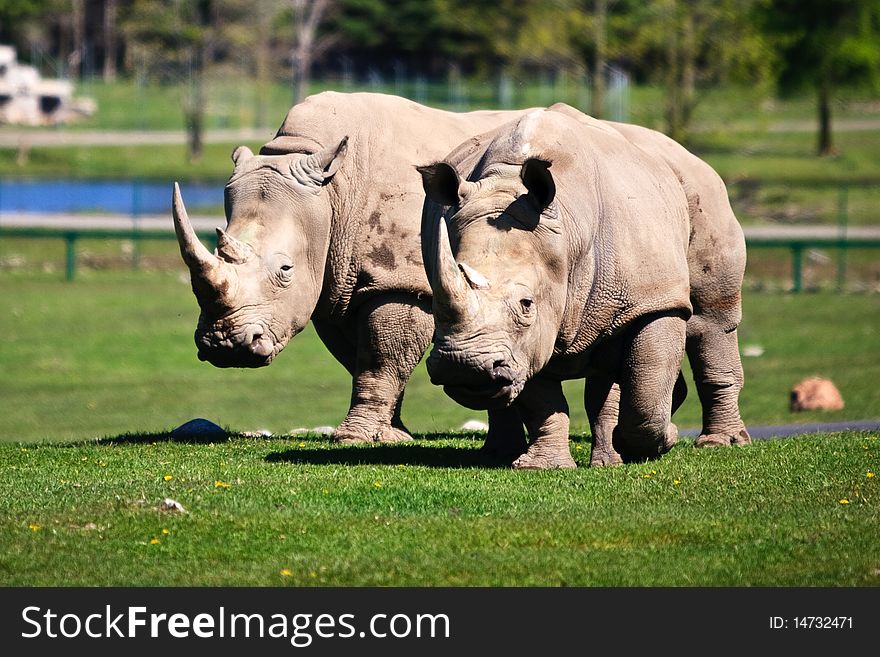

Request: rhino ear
left=231, top=146, right=254, bottom=167
left=302, top=136, right=348, bottom=185
left=521, top=158, right=556, bottom=213
left=418, top=162, right=462, bottom=207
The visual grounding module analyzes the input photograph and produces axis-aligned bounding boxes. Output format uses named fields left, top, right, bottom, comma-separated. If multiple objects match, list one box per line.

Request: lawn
left=0, top=271, right=878, bottom=586
left=1, top=432, right=877, bottom=586
left=1, top=271, right=878, bottom=442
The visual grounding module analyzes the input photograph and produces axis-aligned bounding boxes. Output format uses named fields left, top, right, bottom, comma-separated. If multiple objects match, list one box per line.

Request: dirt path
left=2, top=118, right=880, bottom=148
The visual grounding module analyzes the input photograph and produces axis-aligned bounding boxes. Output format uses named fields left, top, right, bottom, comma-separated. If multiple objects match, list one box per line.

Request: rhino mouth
left=195, top=324, right=286, bottom=368
left=196, top=345, right=275, bottom=368
left=442, top=378, right=526, bottom=410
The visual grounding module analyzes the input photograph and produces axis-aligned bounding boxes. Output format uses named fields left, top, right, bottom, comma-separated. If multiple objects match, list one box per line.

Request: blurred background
left=0, top=0, right=878, bottom=442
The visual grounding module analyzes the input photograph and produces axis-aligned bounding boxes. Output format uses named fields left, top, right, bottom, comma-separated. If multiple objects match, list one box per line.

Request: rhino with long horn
left=174, top=91, right=535, bottom=445
left=419, top=106, right=750, bottom=469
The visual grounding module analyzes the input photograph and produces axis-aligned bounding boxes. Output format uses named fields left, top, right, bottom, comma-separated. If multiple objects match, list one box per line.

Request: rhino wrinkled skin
left=173, top=92, right=532, bottom=445
left=419, top=105, right=750, bottom=468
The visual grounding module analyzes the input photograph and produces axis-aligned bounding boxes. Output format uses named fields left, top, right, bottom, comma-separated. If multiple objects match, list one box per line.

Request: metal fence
left=1, top=225, right=878, bottom=289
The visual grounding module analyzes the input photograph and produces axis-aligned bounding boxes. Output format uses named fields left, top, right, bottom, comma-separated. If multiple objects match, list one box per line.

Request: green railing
left=0, top=226, right=218, bottom=282
left=1, top=225, right=879, bottom=290
left=746, top=236, right=880, bottom=292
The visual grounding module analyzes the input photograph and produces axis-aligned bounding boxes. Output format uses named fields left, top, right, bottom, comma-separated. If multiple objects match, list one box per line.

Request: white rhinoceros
left=418, top=106, right=750, bottom=468
left=172, top=92, right=532, bottom=445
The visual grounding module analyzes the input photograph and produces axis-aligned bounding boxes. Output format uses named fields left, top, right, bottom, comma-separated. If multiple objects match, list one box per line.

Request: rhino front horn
left=172, top=183, right=230, bottom=290
left=432, top=218, right=474, bottom=321
left=172, top=183, right=214, bottom=269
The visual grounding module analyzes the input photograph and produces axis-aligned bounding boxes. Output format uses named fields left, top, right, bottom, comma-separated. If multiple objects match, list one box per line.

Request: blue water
left=0, top=179, right=225, bottom=214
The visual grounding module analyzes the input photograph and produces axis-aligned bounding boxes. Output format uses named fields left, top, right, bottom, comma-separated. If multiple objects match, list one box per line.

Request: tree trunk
left=69, top=0, right=86, bottom=78
left=818, top=78, right=834, bottom=156
left=255, top=2, right=272, bottom=129
left=664, top=0, right=682, bottom=141
left=291, top=0, right=330, bottom=104
left=187, top=49, right=206, bottom=163
left=591, top=0, right=607, bottom=118
left=103, top=0, right=118, bottom=83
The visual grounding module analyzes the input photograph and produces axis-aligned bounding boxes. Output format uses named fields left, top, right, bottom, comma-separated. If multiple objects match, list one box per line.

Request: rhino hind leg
left=331, top=294, right=433, bottom=444
left=584, top=375, right=623, bottom=467
left=511, top=377, right=576, bottom=470
left=686, top=315, right=750, bottom=448
left=612, top=314, right=686, bottom=463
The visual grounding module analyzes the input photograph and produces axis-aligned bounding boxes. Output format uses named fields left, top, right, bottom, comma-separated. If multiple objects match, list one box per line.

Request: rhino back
left=547, top=103, right=745, bottom=327
left=264, top=92, right=531, bottom=320
left=602, top=120, right=746, bottom=326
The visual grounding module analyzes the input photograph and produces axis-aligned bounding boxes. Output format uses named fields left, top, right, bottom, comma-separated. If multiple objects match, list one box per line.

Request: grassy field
left=1, top=270, right=878, bottom=443
left=0, top=271, right=878, bottom=586
left=1, top=431, right=877, bottom=586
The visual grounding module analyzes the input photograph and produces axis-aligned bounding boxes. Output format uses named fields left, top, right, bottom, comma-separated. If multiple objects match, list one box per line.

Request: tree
left=289, top=0, right=336, bottom=103
left=103, top=0, right=119, bottom=82
left=124, top=0, right=253, bottom=162
left=759, top=0, right=880, bottom=155
left=611, top=0, right=771, bottom=143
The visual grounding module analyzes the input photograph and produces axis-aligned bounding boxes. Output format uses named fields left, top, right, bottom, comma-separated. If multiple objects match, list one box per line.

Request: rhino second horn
left=432, top=218, right=474, bottom=321
left=216, top=228, right=254, bottom=264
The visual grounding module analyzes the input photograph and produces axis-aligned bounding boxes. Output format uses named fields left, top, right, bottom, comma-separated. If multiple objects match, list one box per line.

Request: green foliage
left=0, top=432, right=877, bottom=585
left=759, top=0, right=880, bottom=94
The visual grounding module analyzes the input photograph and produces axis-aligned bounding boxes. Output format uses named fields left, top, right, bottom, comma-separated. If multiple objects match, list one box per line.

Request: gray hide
left=173, top=92, right=533, bottom=445
left=420, top=106, right=749, bottom=468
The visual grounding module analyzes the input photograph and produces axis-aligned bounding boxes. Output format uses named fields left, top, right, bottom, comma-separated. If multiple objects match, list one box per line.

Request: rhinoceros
left=418, top=105, right=750, bottom=468
left=172, top=91, right=532, bottom=444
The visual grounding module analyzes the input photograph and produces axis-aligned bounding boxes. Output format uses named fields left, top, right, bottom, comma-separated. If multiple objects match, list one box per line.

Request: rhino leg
left=332, top=294, right=433, bottom=444
left=687, top=315, right=751, bottom=448
left=511, top=377, right=576, bottom=470
left=584, top=376, right=623, bottom=467
left=612, top=314, right=686, bottom=463
left=481, top=407, right=528, bottom=462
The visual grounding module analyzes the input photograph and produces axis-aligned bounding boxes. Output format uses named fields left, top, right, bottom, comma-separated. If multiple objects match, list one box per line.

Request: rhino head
left=173, top=137, right=348, bottom=367
left=418, top=158, right=567, bottom=409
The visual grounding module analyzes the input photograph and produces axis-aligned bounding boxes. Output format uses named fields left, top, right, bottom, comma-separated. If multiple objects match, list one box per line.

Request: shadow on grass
left=265, top=443, right=510, bottom=469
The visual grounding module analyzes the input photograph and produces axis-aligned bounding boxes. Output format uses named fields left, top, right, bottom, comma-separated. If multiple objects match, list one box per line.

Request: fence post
left=791, top=243, right=803, bottom=293
left=65, top=232, right=77, bottom=282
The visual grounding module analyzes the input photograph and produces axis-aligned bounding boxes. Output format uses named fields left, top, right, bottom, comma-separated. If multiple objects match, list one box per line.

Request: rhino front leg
left=511, top=377, right=576, bottom=470
left=481, top=407, right=528, bottom=461
left=333, top=293, right=433, bottom=444
left=687, top=315, right=751, bottom=448
left=612, top=314, right=686, bottom=462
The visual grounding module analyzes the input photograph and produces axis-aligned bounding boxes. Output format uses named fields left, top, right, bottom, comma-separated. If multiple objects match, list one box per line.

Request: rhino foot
left=480, top=434, right=528, bottom=463
left=695, top=427, right=752, bottom=448
left=511, top=443, right=577, bottom=470
left=614, top=423, right=678, bottom=463
left=589, top=446, right=624, bottom=467
left=334, top=425, right=413, bottom=445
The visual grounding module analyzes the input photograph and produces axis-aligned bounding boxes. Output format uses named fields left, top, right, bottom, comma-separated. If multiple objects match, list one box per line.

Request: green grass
left=1, top=431, right=877, bottom=586
left=0, top=271, right=878, bottom=443
left=0, top=272, right=877, bottom=586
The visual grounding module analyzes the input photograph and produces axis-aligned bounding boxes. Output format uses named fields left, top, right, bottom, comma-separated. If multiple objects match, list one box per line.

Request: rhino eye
left=520, top=297, right=534, bottom=312
left=280, top=264, right=293, bottom=272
